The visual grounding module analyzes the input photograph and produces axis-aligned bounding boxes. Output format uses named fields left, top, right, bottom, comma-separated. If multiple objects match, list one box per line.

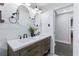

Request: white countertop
left=7, top=34, right=51, bottom=52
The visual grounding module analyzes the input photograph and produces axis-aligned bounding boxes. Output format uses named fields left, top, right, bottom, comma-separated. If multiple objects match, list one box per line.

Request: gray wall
left=55, top=12, right=73, bottom=44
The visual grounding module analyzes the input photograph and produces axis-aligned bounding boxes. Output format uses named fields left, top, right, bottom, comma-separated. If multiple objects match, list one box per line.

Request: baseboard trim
left=55, top=40, right=71, bottom=44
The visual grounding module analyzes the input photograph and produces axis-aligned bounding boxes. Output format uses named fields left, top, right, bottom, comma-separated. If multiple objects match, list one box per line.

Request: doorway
left=54, top=5, right=73, bottom=56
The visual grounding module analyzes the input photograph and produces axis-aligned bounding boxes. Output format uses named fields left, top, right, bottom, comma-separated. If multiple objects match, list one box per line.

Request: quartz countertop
left=7, top=34, right=51, bottom=52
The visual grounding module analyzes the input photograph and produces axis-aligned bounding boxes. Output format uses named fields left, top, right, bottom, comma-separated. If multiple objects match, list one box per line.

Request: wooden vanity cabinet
left=8, top=36, right=50, bottom=56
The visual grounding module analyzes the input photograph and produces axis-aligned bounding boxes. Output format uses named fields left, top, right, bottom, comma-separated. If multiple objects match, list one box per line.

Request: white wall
left=41, top=11, right=51, bottom=35
left=41, top=10, right=55, bottom=54
left=0, top=3, right=29, bottom=56
left=55, top=12, right=73, bottom=44
left=73, top=4, right=79, bottom=56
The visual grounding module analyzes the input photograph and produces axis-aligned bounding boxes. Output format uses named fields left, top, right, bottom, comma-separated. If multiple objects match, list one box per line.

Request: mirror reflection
left=17, top=4, right=42, bottom=36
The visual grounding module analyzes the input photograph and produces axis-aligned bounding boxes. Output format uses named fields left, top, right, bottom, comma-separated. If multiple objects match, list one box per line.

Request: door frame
left=53, top=4, right=73, bottom=55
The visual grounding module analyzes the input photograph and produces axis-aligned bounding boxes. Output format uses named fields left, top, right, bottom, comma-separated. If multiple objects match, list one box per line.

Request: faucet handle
left=18, top=35, right=22, bottom=39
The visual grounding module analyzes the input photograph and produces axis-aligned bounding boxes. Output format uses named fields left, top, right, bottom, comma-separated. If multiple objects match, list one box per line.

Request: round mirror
left=17, top=5, right=31, bottom=26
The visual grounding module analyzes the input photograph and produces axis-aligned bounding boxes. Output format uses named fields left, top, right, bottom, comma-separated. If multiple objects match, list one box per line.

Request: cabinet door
left=20, top=42, right=41, bottom=56
left=41, top=37, right=50, bottom=55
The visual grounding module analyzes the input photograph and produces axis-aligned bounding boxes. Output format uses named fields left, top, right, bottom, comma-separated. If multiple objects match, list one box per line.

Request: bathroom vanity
left=7, top=35, right=51, bottom=56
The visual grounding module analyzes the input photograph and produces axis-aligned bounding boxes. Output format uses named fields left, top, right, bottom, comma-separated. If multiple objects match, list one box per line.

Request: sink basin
left=19, top=37, right=35, bottom=43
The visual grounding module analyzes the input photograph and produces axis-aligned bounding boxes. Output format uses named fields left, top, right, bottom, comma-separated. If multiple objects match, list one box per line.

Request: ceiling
left=30, top=3, right=72, bottom=12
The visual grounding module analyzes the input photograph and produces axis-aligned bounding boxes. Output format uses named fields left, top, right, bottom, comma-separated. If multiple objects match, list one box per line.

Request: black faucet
left=23, top=34, right=27, bottom=38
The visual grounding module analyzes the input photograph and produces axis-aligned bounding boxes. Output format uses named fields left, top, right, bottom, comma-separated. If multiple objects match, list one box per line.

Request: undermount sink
left=19, top=39, right=30, bottom=43
left=19, top=37, right=34, bottom=43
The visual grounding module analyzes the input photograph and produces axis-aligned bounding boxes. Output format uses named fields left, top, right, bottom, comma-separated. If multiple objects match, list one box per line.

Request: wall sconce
left=0, top=11, right=5, bottom=23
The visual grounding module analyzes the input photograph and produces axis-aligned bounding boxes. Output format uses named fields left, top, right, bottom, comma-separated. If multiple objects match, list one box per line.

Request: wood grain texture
left=8, top=36, right=50, bottom=56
